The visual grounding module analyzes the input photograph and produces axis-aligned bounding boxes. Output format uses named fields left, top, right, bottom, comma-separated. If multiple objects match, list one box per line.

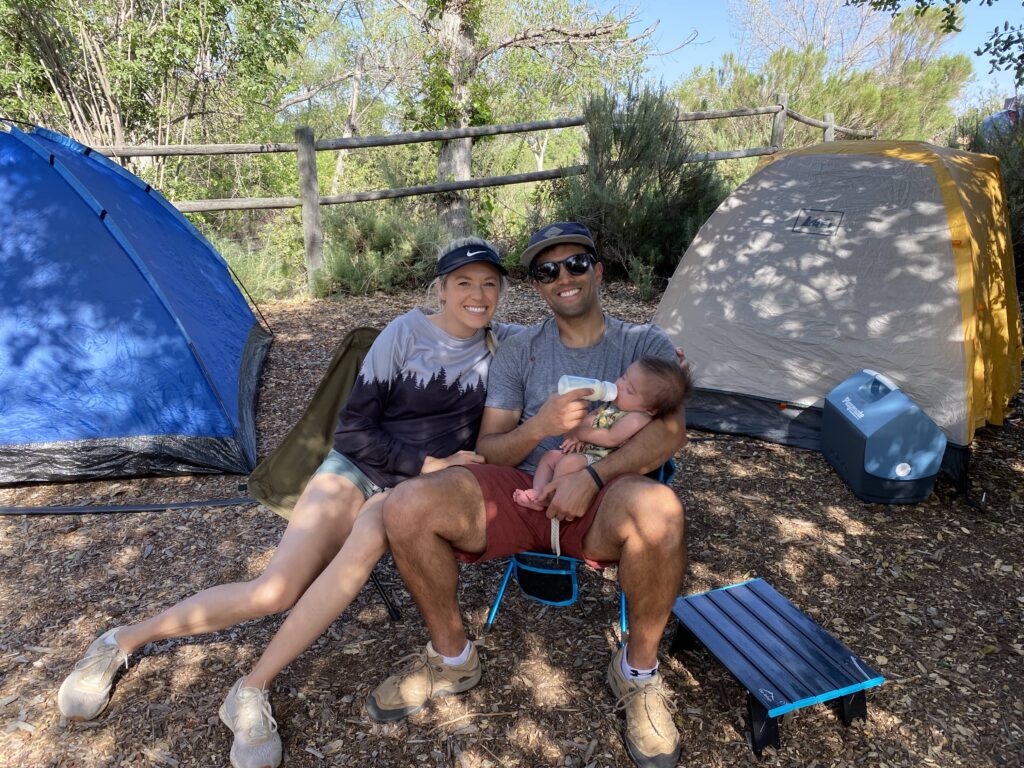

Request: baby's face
left=614, top=363, right=655, bottom=414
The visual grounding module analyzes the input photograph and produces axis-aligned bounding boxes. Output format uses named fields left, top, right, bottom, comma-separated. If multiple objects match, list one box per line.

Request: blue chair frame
left=483, top=459, right=677, bottom=636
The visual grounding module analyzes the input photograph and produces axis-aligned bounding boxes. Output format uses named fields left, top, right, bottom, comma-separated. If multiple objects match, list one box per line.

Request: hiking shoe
left=607, top=646, right=681, bottom=768
left=57, top=627, right=129, bottom=721
left=219, top=678, right=282, bottom=768
left=366, top=641, right=481, bottom=722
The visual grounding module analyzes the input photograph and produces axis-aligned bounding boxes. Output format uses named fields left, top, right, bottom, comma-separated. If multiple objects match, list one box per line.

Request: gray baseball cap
left=519, top=222, right=596, bottom=269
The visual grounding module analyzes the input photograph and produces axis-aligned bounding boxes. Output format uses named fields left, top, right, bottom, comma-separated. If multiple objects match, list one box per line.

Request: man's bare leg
left=581, top=475, right=685, bottom=766
left=581, top=476, right=686, bottom=667
left=366, top=468, right=489, bottom=723
left=381, top=467, right=487, bottom=656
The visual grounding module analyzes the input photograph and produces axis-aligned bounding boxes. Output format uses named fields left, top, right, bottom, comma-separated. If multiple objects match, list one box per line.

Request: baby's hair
left=635, top=357, right=694, bottom=416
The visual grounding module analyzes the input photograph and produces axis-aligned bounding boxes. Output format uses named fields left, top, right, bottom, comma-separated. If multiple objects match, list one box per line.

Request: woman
left=57, top=238, right=516, bottom=768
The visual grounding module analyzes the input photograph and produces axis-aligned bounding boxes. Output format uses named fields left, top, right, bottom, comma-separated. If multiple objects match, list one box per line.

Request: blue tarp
left=0, top=124, right=270, bottom=483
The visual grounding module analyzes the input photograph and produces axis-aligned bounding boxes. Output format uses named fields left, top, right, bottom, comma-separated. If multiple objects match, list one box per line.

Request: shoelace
left=235, top=687, right=278, bottom=739
left=391, top=650, right=435, bottom=678
left=73, top=642, right=128, bottom=681
left=614, top=678, right=678, bottom=733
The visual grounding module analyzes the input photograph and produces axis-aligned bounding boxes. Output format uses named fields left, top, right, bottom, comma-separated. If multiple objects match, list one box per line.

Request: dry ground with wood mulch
left=1, top=283, right=1022, bottom=768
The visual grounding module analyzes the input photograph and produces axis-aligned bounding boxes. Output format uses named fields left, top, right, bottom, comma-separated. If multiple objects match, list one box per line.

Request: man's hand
left=676, top=346, right=690, bottom=374
left=531, top=389, right=593, bottom=438
left=420, top=451, right=485, bottom=474
left=535, top=468, right=599, bottom=522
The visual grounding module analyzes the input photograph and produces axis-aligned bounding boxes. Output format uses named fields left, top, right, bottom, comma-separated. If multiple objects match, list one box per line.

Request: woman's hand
left=420, top=451, right=485, bottom=474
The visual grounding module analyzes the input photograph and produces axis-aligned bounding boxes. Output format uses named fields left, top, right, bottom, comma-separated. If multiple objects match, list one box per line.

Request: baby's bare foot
left=512, top=488, right=546, bottom=511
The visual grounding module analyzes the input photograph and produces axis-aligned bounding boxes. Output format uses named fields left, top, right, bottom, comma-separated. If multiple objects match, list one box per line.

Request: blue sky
left=626, top=1, right=1020, bottom=103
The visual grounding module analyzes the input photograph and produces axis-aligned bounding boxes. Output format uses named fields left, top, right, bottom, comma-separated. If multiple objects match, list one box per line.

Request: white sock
left=103, top=633, right=120, bottom=647
left=620, top=646, right=657, bottom=680
left=440, top=641, right=473, bottom=666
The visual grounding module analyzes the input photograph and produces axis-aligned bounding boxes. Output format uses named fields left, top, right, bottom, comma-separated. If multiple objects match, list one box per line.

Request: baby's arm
left=572, top=411, right=653, bottom=448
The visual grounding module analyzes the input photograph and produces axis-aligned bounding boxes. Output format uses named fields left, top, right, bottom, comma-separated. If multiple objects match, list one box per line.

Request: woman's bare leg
left=240, top=493, right=390, bottom=688
left=114, top=473, right=367, bottom=653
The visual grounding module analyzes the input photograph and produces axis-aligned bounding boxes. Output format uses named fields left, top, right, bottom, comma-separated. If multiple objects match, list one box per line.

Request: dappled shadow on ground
left=1, top=286, right=1021, bottom=767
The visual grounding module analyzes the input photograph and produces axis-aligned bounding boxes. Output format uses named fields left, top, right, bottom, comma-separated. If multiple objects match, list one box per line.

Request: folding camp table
left=671, top=578, right=885, bottom=756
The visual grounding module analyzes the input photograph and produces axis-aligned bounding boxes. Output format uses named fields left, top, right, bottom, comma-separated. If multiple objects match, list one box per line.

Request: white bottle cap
left=603, top=381, right=618, bottom=401
left=895, top=462, right=912, bottom=478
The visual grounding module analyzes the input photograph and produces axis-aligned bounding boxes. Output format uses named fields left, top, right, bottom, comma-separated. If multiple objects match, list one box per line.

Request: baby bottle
left=557, top=375, right=618, bottom=402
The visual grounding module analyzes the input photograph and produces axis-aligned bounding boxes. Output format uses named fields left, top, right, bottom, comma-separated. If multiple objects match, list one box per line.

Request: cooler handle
left=860, top=369, right=899, bottom=399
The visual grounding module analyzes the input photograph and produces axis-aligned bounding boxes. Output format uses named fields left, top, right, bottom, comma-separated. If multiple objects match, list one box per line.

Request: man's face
left=530, top=243, right=603, bottom=319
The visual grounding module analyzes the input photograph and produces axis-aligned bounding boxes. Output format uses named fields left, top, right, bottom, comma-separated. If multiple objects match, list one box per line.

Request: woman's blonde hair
left=427, top=237, right=508, bottom=354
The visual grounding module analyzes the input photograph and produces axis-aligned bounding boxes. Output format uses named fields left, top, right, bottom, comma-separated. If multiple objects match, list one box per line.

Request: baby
left=513, top=357, right=693, bottom=511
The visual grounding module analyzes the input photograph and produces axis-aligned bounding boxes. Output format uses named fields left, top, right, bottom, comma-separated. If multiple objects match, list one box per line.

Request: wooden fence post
left=771, top=93, right=788, bottom=150
left=295, top=126, right=323, bottom=293
left=824, top=113, right=835, bottom=142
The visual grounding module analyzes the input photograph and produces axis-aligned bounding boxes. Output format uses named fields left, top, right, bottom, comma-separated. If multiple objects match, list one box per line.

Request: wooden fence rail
left=95, top=94, right=876, bottom=290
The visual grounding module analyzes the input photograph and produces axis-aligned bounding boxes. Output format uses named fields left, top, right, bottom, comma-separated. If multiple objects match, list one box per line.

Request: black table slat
left=746, top=580, right=882, bottom=684
left=709, top=588, right=843, bottom=696
left=672, top=596, right=788, bottom=706
left=690, top=593, right=811, bottom=709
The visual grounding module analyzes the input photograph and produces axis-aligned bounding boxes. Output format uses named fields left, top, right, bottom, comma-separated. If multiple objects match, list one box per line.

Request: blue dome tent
left=0, top=124, right=271, bottom=484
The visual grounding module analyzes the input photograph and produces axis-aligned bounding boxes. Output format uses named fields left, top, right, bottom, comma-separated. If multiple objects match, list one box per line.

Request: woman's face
left=437, top=262, right=502, bottom=337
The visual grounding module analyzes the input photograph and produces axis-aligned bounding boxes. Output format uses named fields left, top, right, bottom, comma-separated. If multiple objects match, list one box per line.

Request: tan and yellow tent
left=655, top=141, right=1022, bottom=482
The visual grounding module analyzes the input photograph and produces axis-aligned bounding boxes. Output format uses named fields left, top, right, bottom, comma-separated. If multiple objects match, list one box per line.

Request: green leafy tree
left=674, top=10, right=972, bottom=187
left=392, top=0, right=651, bottom=237
left=0, top=0, right=310, bottom=147
left=846, top=0, right=1024, bottom=86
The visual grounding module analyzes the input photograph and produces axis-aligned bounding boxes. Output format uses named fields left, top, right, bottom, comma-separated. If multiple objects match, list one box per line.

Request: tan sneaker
left=366, top=641, right=481, bottom=722
left=607, top=646, right=681, bottom=768
left=57, top=627, right=129, bottom=721
left=218, top=678, right=282, bottom=768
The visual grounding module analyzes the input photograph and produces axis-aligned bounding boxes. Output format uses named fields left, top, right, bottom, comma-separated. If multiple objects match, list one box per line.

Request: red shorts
left=453, top=463, right=628, bottom=568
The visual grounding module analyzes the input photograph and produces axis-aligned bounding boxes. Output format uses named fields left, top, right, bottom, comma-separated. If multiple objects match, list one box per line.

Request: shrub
left=546, top=82, right=729, bottom=297
left=319, top=203, right=446, bottom=295
left=210, top=212, right=307, bottom=301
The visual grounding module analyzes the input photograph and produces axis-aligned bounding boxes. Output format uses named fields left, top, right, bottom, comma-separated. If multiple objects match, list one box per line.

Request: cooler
left=822, top=370, right=947, bottom=504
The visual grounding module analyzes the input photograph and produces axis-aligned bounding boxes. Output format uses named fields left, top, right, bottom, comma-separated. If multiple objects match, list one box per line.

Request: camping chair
left=247, top=327, right=401, bottom=620
left=483, top=460, right=677, bottom=638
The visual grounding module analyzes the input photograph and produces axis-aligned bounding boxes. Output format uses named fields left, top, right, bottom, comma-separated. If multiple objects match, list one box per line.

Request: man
left=369, top=222, right=688, bottom=768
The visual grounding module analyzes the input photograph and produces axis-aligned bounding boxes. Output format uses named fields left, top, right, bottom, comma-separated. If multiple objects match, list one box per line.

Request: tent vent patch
left=792, top=209, right=843, bottom=237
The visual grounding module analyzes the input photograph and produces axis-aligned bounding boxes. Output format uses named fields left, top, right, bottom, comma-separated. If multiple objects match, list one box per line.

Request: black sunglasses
left=529, top=252, right=595, bottom=283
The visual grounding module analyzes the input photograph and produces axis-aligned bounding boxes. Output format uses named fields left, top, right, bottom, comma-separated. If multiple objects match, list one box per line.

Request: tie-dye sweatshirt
left=333, top=308, right=521, bottom=488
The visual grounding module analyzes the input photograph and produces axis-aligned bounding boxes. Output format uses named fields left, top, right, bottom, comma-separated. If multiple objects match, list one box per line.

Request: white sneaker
left=219, top=678, right=282, bottom=768
left=57, top=627, right=129, bottom=720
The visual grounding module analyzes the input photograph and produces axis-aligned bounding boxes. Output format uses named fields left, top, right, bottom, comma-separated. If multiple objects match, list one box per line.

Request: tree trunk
left=331, top=57, right=362, bottom=196
left=435, top=3, right=476, bottom=239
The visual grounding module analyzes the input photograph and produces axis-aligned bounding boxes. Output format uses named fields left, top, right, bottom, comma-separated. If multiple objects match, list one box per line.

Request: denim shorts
left=313, top=449, right=385, bottom=499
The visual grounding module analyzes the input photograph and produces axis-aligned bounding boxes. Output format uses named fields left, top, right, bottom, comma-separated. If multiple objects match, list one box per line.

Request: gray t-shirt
left=485, top=314, right=676, bottom=473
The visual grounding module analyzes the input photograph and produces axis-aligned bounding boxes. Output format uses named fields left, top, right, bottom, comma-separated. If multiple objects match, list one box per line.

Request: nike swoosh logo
left=466, top=250, right=489, bottom=257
